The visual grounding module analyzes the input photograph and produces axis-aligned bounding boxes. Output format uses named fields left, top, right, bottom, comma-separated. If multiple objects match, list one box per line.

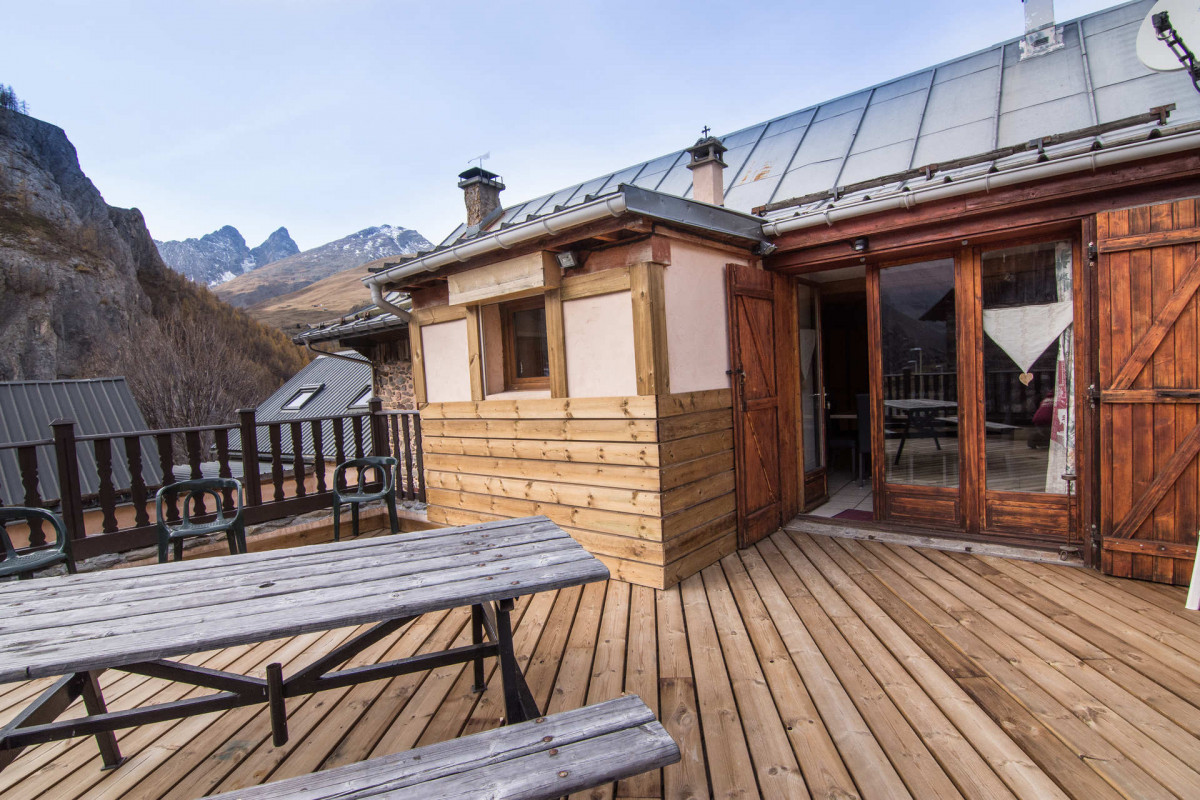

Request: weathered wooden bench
left=201, top=694, right=679, bottom=800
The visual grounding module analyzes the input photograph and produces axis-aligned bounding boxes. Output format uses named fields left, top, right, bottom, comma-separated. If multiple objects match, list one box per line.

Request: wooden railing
left=0, top=400, right=423, bottom=561
left=882, top=368, right=1055, bottom=421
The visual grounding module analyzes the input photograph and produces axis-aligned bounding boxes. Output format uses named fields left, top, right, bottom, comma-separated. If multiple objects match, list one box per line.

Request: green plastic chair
left=332, top=456, right=399, bottom=541
left=156, top=478, right=246, bottom=563
left=0, top=507, right=76, bottom=580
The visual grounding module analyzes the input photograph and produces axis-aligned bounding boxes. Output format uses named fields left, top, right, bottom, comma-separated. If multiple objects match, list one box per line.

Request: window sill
left=484, top=389, right=552, bottom=400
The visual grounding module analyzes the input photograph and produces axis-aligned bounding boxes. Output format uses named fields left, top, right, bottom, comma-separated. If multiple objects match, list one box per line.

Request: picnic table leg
left=79, top=671, right=124, bottom=770
left=267, top=662, right=289, bottom=746
left=470, top=604, right=487, bottom=692
left=494, top=598, right=540, bottom=724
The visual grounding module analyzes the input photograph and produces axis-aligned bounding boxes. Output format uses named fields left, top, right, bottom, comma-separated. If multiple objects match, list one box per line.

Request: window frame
left=347, top=386, right=373, bottom=409
left=500, top=296, right=551, bottom=391
left=281, top=384, right=324, bottom=412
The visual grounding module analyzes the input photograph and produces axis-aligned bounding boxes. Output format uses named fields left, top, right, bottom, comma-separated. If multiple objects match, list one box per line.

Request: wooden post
left=630, top=262, right=670, bottom=396
left=51, top=419, right=86, bottom=542
left=238, top=408, right=262, bottom=507
left=369, top=397, right=389, bottom=458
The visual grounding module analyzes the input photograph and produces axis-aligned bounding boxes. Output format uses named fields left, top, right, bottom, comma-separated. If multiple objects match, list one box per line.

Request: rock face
left=0, top=108, right=153, bottom=380
left=214, top=224, right=431, bottom=309
left=155, top=225, right=298, bottom=286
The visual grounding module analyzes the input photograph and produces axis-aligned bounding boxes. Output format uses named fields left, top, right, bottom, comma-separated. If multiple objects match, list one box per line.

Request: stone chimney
left=686, top=133, right=728, bottom=206
left=457, top=167, right=506, bottom=226
left=1020, top=0, right=1063, bottom=59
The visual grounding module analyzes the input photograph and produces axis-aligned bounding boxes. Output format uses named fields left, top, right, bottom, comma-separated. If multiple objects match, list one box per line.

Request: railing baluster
left=215, top=428, right=234, bottom=512
left=125, top=435, right=150, bottom=527
left=351, top=415, right=365, bottom=459
left=333, top=419, right=346, bottom=468
left=401, top=413, right=415, bottom=501
left=185, top=430, right=206, bottom=516
left=268, top=423, right=285, bottom=503
left=290, top=421, right=306, bottom=497
left=18, top=445, right=44, bottom=546
left=310, top=421, right=326, bottom=493
left=412, top=413, right=425, bottom=503
left=156, top=433, right=180, bottom=522
left=239, top=408, right=263, bottom=507
left=94, top=438, right=119, bottom=533
left=52, top=420, right=87, bottom=542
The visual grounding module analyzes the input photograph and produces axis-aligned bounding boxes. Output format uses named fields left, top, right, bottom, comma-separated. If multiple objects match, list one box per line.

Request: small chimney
left=457, top=167, right=505, bottom=226
left=686, top=132, right=728, bottom=206
left=1020, top=0, right=1063, bottom=60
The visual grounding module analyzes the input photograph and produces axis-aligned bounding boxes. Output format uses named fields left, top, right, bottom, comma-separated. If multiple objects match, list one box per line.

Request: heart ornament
left=1018, top=372, right=1034, bottom=386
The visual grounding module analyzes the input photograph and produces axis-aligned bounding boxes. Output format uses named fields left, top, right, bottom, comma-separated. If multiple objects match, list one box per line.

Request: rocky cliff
left=155, top=224, right=299, bottom=286
left=214, top=224, right=430, bottom=309
left=0, top=108, right=307, bottom=394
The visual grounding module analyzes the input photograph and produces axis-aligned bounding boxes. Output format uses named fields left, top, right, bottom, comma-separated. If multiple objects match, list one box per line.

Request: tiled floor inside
left=808, top=470, right=874, bottom=518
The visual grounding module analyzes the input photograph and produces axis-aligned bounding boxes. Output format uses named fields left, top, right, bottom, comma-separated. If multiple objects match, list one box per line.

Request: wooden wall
left=421, top=390, right=735, bottom=589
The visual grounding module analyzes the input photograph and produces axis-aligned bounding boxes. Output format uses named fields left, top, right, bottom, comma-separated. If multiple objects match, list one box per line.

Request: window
left=282, top=384, right=323, bottom=411
left=501, top=297, right=550, bottom=390
left=348, top=386, right=373, bottom=409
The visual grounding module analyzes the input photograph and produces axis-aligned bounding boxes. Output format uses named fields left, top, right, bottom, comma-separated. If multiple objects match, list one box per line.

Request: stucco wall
left=563, top=290, right=637, bottom=398
left=421, top=319, right=472, bottom=403
left=664, top=241, right=747, bottom=394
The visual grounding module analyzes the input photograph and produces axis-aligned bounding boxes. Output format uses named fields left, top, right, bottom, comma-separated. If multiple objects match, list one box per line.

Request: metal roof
left=295, top=292, right=409, bottom=345
left=0, top=378, right=162, bottom=505
left=432, top=0, right=1199, bottom=246
left=228, top=353, right=375, bottom=460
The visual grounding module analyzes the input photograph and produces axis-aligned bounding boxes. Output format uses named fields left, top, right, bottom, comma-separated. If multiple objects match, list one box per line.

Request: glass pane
left=512, top=306, right=549, bottom=380
left=981, top=241, right=1074, bottom=494
left=797, top=284, right=824, bottom=472
left=879, top=259, right=960, bottom=487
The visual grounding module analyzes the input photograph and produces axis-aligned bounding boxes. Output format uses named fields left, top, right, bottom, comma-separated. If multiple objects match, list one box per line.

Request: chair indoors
left=155, top=478, right=246, bottom=563
left=0, top=506, right=75, bottom=580
left=332, top=456, right=400, bottom=541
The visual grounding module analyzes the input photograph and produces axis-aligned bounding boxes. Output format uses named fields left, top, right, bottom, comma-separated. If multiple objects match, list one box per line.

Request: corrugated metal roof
left=435, top=0, right=1198, bottom=248
left=0, top=378, right=162, bottom=505
left=228, top=353, right=375, bottom=461
left=294, top=292, right=409, bottom=345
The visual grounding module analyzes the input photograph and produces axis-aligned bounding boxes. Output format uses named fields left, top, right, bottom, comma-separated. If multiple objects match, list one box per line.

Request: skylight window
left=348, top=387, right=373, bottom=409
left=282, top=385, right=323, bottom=411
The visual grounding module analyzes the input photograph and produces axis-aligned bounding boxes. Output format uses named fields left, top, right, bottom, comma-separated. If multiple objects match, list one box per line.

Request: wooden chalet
left=359, top=0, right=1200, bottom=589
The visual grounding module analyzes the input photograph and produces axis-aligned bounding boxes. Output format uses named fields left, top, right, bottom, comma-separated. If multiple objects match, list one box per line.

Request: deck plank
left=3, top=529, right=1200, bottom=799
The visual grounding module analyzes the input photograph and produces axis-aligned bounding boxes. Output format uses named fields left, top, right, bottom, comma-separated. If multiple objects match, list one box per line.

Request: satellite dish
left=1137, top=0, right=1200, bottom=72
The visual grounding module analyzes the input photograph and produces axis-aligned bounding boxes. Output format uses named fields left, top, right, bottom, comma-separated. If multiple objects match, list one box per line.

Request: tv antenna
left=469, top=152, right=491, bottom=170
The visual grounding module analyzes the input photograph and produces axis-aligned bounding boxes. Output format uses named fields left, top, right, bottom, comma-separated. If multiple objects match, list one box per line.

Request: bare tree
left=0, top=84, right=29, bottom=114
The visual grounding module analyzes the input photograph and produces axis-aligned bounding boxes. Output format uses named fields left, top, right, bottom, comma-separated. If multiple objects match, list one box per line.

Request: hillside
left=155, top=225, right=299, bottom=286
left=214, top=225, right=430, bottom=309
left=0, top=107, right=308, bottom=422
left=246, top=260, right=383, bottom=331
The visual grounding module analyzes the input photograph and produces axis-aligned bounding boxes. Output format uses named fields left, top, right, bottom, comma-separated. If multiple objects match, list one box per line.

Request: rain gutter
left=761, top=129, right=1200, bottom=237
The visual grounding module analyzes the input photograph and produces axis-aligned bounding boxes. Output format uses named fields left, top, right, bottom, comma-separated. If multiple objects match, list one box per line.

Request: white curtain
left=1045, top=242, right=1075, bottom=494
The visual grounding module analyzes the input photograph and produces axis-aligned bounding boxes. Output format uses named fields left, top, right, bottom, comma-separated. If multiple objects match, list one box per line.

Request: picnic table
left=884, top=398, right=958, bottom=463
left=0, top=516, right=609, bottom=772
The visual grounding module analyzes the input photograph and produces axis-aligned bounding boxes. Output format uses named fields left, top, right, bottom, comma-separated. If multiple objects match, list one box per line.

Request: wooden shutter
left=1096, top=199, right=1200, bottom=584
left=726, top=265, right=797, bottom=547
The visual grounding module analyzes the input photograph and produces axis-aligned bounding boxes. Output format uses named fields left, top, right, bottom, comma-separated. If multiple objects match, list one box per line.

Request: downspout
left=370, top=282, right=412, bottom=322
left=761, top=128, right=1200, bottom=237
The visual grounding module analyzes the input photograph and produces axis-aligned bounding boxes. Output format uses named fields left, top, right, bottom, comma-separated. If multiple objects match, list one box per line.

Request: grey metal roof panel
left=423, top=0, right=1193, bottom=246
left=0, top=378, right=162, bottom=505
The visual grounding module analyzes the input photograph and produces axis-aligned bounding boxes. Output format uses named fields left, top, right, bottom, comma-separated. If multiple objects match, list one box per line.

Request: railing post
left=369, top=397, right=389, bottom=458
left=238, top=408, right=263, bottom=507
left=51, top=419, right=86, bottom=542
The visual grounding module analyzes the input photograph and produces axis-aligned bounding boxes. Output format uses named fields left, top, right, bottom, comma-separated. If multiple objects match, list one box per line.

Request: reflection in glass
left=511, top=306, right=549, bottom=380
left=879, top=259, right=960, bottom=487
left=797, top=283, right=824, bottom=473
left=981, top=241, right=1074, bottom=494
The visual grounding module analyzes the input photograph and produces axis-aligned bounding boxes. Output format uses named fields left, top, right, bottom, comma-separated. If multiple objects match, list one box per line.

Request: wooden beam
left=464, top=306, right=484, bottom=402
left=560, top=267, right=631, bottom=301
left=409, top=323, right=427, bottom=405
left=411, top=305, right=468, bottom=325
left=545, top=288, right=568, bottom=398
left=631, top=262, right=669, bottom=396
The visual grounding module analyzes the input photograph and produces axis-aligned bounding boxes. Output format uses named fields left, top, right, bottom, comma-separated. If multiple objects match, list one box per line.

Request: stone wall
left=373, top=338, right=415, bottom=409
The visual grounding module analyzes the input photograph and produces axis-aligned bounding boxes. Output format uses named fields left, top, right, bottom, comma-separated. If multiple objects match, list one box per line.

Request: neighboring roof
left=295, top=291, right=410, bottom=345
left=0, top=378, right=163, bottom=504
left=228, top=353, right=375, bottom=460
left=432, top=0, right=1198, bottom=244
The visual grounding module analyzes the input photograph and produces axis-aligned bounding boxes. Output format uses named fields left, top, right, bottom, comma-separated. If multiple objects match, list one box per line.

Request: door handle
left=727, top=368, right=746, bottom=407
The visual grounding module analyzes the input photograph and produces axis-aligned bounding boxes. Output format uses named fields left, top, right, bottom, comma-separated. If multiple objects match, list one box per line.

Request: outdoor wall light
left=555, top=250, right=581, bottom=270
left=851, top=237, right=869, bottom=252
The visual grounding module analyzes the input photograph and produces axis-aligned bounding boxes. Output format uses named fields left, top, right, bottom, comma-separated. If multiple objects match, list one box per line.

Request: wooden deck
left=3, top=528, right=1200, bottom=799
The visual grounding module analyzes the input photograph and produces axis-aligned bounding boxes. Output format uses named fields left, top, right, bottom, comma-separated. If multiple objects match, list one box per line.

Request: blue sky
left=5, top=0, right=1121, bottom=251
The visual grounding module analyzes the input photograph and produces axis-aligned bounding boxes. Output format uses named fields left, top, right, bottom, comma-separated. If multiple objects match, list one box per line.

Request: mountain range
left=155, top=226, right=299, bottom=286
left=212, top=224, right=431, bottom=309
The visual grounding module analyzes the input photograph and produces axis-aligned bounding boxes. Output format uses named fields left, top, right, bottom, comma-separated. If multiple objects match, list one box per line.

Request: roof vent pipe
left=1021, top=0, right=1064, bottom=59
left=686, top=132, right=728, bottom=206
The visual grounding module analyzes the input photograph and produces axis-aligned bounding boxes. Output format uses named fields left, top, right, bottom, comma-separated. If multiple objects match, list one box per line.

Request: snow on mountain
left=154, top=226, right=299, bottom=286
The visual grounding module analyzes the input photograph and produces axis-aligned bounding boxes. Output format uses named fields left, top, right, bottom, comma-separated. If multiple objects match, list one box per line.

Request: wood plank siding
left=422, top=391, right=736, bottom=589
left=5, top=529, right=1200, bottom=799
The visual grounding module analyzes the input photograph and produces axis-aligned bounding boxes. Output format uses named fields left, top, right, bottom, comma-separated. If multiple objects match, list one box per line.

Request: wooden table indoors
left=0, top=516, right=609, bottom=772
